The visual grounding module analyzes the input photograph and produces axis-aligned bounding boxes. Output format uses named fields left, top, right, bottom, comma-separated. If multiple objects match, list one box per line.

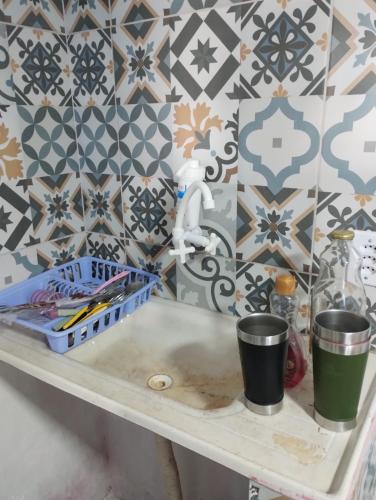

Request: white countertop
left=0, top=298, right=375, bottom=500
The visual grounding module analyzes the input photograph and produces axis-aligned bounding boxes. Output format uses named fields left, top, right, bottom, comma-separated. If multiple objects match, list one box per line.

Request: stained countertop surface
left=0, top=297, right=375, bottom=500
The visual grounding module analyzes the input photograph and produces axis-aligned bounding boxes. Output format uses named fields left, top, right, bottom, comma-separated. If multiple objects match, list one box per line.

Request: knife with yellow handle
left=61, top=303, right=109, bottom=330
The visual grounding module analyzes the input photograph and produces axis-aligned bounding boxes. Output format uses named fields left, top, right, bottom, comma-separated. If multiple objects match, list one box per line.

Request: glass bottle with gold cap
left=311, top=229, right=367, bottom=325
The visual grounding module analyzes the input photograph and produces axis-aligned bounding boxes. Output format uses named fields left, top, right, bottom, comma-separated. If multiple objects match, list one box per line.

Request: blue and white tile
left=0, top=24, right=15, bottom=104
left=18, top=105, right=79, bottom=177
left=35, top=232, right=87, bottom=269
left=321, top=94, right=376, bottom=195
left=1, top=0, right=65, bottom=32
left=69, top=29, right=115, bottom=106
left=239, top=97, right=322, bottom=192
left=28, top=173, right=84, bottom=243
left=327, top=0, right=376, bottom=96
left=168, top=0, right=243, bottom=17
left=65, top=0, right=111, bottom=32
left=170, top=7, right=240, bottom=101
left=86, top=232, right=127, bottom=263
left=312, top=191, right=376, bottom=273
left=82, top=172, right=123, bottom=236
left=237, top=185, right=315, bottom=273
left=125, top=239, right=176, bottom=300
left=172, top=98, right=238, bottom=184
left=122, top=176, right=176, bottom=246
left=7, top=26, right=71, bottom=106
left=75, top=105, right=120, bottom=174
left=111, top=0, right=167, bottom=25
left=117, top=103, right=174, bottom=178
left=0, top=105, right=24, bottom=181
left=177, top=253, right=235, bottom=315
left=0, top=245, right=38, bottom=288
left=235, top=261, right=311, bottom=332
left=240, top=0, right=331, bottom=98
left=0, top=178, right=34, bottom=254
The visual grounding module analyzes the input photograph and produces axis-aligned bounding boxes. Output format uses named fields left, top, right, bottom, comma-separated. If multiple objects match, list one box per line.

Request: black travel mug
left=237, top=313, right=289, bottom=415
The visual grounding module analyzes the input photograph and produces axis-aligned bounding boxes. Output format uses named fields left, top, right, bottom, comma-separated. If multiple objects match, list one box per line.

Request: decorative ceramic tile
left=365, top=285, right=376, bottom=339
left=122, top=176, right=176, bottom=246
left=18, top=105, right=79, bottom=177
left=75, top=105, right=120, bottom=174
left=172, top=99, right=238, bottom=183
left=0, top=24, right=15, bottom=104
left=82, top=173, right=123, bottom=236
left=0, top=178, right=34, bottom=254
left=2, top=0, right=65, bottom=32
left=117, top=103, right=173, bottom=178
left=69, top=29, right=115, bottom=106
left=198, top=182, right=237, bottom=258
left=86, top=231, right=126, bottom=262
left=35, top=232, right=87, bottom=269
left=28, top=173, right=84, bottom=243
left=168, top=0, right=241, bottom=16
left=125, top=239, right=176, bottom=300
left=237, top=185, right=315, bottom=273
left=327, top=0, right=376, bottom=96
left=239, top=97, right=322, bottom=192
left=321, top=94, right=376, bottom=195
left=177, top=253, right=235, bottom=314
left=0, top=245, right=38, bottom=288
left=234, top=261, right=310, bottom=331
left=112, top=20, right=170, bottom=104
left=312, top=191, right=376, bottom=273
left=0, top=105, right=24, bottom=180
left=65, top=0, right=111, bottom=33
left=111, top=0, right=167, bottom=25
left=240, top=0, right=331, bottom=98
left=7, top=26, right=71, bottom=106
left=170, top=8, right=240, bottom=101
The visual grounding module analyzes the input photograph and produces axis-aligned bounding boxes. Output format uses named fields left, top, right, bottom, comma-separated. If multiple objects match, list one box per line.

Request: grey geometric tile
left=75, top=106, right=120, bottom=174
left=235, top=260, right=311, bottom=332
left=172, top=98, right=238, bottom=183
left=312, top=191, right=376, bottom=273
left=1, top=0, right=65, bottom=32
left=111, top=0, right=168, bottom=25
left=28, top=173, right=84, bottom=243
left=170, top=7, right=240, bottom=101
left=237, top=185, right=316, bottom=273
left=65, top=0, right=111, bottom=32
left=0, top=245, right=38, bottom=288
left=18, top=105, right=79, bottom=177
left=240, top=0, right=331, bottom=98
left=327, top=0, right=376, bottom=96
left=125, top=239, right=176, bottom=301
left=122, top=176, right=176, bottom=246
left=86, top=232, right=127, bottom=263
left=7, top=26, right=71, bottom=105
left=35, top=232, right=87, bottom=269
left=239, top=96, right=322, bottom=192
left=0, top=24, right=15, bottom=104
left=177, top=253, right=235, bottom=315
left=82, top=173, right=123, bottom=237
left=112, top=19, right=170, bottom=104
left=0, top=178, right=34, bottom=254
left=69, top=29, right=115, bottom=106
left=117, top=103, right=174, bottom=178
left=321, top=94, right=376, bottom=195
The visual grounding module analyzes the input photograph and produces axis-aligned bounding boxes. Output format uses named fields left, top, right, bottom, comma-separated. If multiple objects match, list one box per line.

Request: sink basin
left=65, top=298, right=244, bottom=413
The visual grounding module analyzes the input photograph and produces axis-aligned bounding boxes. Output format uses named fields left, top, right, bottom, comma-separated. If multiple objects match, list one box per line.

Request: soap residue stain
left=272, top=433, right=325, bottom=465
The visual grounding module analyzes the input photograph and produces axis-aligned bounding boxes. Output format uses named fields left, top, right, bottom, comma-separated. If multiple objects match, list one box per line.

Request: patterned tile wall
left=0, top=0, right=375, bottom=341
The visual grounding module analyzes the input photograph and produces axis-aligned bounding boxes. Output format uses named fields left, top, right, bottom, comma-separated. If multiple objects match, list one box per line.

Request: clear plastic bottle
left=270, top=274, right=307, bottom=388
left=311, top=229, right=367, bottom=325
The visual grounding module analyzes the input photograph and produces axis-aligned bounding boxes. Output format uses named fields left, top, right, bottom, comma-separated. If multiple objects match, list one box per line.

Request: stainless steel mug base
left=245, top=398, right=283, bottom=416
left=314, top=408, right=356, bottom=432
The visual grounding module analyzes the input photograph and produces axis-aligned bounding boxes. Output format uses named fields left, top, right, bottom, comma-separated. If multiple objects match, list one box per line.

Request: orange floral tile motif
left=0, top=122, right=23, bottom=179
left=173, top=102, right=223, bottom=159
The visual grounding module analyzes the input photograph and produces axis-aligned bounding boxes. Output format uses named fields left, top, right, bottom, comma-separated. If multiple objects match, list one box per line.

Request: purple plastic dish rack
left=0, top=257, right=159, bottom=354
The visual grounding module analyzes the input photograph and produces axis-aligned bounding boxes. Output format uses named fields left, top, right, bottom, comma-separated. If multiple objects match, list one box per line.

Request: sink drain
left=147, top=374, right=173, bottom=391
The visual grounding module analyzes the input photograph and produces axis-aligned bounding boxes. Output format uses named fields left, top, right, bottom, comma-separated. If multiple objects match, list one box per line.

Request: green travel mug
left=312, top=310, right=370, bottom=432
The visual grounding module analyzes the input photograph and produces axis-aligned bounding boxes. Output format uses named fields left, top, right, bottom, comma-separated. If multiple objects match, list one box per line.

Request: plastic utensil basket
left=0, top=257, right=159, bottom=353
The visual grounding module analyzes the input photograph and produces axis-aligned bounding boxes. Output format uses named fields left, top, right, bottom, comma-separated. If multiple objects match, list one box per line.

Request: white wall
left=0, top=361, right=248, bottom=500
